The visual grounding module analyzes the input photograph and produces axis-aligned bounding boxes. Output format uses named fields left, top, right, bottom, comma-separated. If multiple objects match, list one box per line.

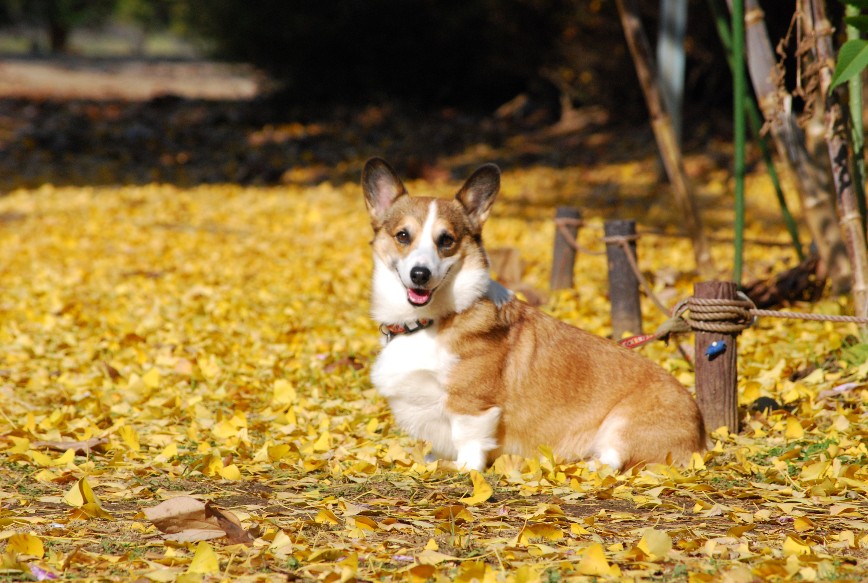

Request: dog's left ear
left=362, top=158, right=408, bottom=224
left=456, top=164, right=500, bottom=227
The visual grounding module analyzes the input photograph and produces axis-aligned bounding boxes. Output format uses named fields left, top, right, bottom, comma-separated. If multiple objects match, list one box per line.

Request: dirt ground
left=0, top=56, right=261, bottom=100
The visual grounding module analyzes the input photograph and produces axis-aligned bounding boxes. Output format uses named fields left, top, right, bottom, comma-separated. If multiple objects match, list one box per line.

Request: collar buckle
left=380, top=318, right=434, bottom=342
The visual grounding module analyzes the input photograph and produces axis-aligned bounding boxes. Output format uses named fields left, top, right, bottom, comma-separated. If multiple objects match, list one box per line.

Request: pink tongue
left=408, top=288, right=431, bottom=305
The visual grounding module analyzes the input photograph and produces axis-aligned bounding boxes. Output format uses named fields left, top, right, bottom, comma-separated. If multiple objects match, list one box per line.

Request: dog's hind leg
left=589, top=414, right=627, bottom=471
left=451, top=407, right=502, bottom=472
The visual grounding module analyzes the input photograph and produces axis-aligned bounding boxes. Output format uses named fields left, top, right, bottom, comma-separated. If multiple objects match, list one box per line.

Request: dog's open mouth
left=407, top=287, right=433, bottom=306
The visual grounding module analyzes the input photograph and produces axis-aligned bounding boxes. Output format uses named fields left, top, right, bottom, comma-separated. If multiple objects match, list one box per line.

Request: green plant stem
left=732, top=0, right=746, bottom=285
left=707, top=0, right=805, bottom=261
left=847, top=3, right=868, bottom=238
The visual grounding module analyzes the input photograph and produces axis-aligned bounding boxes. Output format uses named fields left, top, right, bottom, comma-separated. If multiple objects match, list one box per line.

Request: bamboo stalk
left=732, top=0, right=747, bottom=285
left=805, top=0, right=868, bottom=324
left=740, top=0, right=851, bottom=293
left=846, top=3, right=868, bottom=237
left=615, top=0, right=715, bottom=277
left=708, top=0, right=805, bottom=260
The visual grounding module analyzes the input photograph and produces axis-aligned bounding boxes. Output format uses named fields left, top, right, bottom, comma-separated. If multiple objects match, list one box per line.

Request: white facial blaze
left=400, top=201, right=441, bottom=288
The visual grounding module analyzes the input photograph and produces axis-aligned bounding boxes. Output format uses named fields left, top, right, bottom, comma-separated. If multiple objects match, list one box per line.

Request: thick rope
left=750, top=309, right=868, bottom=324
left=671, top=296, right=755, bottom=334
left=554, top=217, right=607, bottom=256
left=552, top=217, right=868, bottom=335
left=666, top=295, right=868, bottom=337
left=604, top=236, right=670, bottom=314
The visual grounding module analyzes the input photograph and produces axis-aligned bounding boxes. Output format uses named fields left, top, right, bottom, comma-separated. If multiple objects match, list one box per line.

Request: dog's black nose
left=410, top=266, right=431, bottom=285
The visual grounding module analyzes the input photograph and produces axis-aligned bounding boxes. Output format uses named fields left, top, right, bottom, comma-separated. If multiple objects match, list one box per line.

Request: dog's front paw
left=485, top=278, right=514, bottom=308
left=455, top=452, right=487, bottom=473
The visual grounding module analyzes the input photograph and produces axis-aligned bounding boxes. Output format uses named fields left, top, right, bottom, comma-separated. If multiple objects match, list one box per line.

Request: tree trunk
left=657, top=0, right=687, bottom=145
left=739, top=0, right=852, bottom=294
left=49, top=21, right=70, bottom=54
left=804, top=0, right=868, bottom=323
left=615, top=0, right=715, bottom=277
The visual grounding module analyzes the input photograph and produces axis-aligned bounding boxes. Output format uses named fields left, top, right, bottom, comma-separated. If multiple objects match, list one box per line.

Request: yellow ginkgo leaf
left=187, top=541, right=219, bottom=574
left=337, top=553, right=358, bottom=583
left=142, top=367, right=161, bottom=389
left=576, top=543, right=611, bottom=576
left=212, top=419, right=239, bottom=439
left=785, top=417, right=804, bottom=440
left=315, top=508, right=340, bottom=525
left=220, top=463, right=241, bottom=480
left=6, top=436, right=30, bottom=454
left=454, top=560, right=494, bottom=583
left=783, top=535, right=813, bottom=556
left=312, top=430, right=331, bottom=452
left=272, top=379, right=296, bottom=407
left=63, top=477, right=89, bottom=507
left=29, top=448, right=75, bottom=468
left=160, top=442, right=178, bottom=459
left=118, top=425, right=140, bottom=452
left=267, top=444, right=291, bottom=461
left=517, top=524, right=563, bottom=545
left=637, top=528, right=672, bottom=560
left=462, top=470, right=493, bottom=506
left=63, top=477, right=113, bottom=519
left=7, top=533, right=44, bottom=559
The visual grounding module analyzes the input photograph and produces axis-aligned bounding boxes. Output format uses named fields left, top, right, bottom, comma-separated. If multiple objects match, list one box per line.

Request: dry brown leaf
left=33, top=437, right=108, bottom=455
left=143, top=496, right=252, bottom=544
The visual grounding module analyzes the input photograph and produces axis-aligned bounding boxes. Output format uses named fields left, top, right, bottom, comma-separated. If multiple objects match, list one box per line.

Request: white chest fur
left=370, top=327, right=459, bottom=459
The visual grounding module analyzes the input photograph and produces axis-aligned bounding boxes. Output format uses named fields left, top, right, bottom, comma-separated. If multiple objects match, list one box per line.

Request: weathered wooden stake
left=694, top=281, right=739, bottom=433
left=550, top=207, right=581, bottom=291
left=605, top=219, right=642, bottom=339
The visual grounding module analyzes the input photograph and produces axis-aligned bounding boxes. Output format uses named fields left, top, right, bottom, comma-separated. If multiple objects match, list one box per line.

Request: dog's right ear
left=362, top=158, right=408, bottom=224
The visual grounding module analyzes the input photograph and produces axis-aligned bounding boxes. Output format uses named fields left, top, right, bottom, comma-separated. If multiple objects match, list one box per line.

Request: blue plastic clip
left=705, top=340, right=726, bottom=359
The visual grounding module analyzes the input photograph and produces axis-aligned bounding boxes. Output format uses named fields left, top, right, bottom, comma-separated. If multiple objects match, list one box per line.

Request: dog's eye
left=395, top=230, right=411, bottom=245
left=437, top=233, right=455, bottom=250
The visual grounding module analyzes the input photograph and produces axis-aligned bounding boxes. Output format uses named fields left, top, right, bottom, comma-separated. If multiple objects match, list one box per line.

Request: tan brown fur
left=438, top=293, right=706, bottom=468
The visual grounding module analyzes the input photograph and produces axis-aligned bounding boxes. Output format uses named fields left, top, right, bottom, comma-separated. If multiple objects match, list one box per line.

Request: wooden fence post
left=694, top=281, right=740, bottom=433
left=605, top=219, right=642, bottom=339
left=550, top=207, right=581, bottom=291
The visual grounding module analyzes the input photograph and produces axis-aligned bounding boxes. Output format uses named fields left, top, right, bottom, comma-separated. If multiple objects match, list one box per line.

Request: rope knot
left=672, top=295, right=756, bottom=334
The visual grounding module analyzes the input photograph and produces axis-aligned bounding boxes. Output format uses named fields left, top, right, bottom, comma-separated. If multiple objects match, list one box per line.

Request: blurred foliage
left=181, top=0, right=570, bottom=107
left=112, top=0, right=185, bottom=33
left=0, top=0, right=739, bottom=111
left=1, top=0, right=116, bottom=51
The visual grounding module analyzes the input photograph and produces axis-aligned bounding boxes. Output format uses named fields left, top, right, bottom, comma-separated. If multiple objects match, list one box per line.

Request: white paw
left=595, top=447, right=623, bottom=472
left=455, top=449, right=487, bottom=472
left=451, top=407, right=501, bottom=472
left=485, top=278, right=514, bottom=308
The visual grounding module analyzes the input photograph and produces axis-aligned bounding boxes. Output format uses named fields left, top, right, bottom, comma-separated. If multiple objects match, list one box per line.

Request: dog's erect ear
left=456, top=164, right=500, bottom=227
left=362, top=158, right=408, bottom=224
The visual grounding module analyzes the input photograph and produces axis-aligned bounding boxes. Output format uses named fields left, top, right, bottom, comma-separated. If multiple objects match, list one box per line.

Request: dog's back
left=438, top=298, right=706, bottom=469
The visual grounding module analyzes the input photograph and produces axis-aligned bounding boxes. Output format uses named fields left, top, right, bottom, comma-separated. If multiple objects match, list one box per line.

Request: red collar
left=380, top=319, right=434, bottom=342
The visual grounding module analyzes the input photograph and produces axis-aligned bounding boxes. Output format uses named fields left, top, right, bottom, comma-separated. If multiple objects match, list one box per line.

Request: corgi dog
left=362, top=157, right=706, bottom=472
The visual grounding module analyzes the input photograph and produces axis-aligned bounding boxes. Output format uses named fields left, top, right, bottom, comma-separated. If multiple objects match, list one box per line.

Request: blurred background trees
left=0, top=0, right=738, bottom=111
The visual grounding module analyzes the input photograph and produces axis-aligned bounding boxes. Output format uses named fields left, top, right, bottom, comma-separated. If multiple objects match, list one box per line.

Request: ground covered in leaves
left=2, top=60, right=868, bottom=583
